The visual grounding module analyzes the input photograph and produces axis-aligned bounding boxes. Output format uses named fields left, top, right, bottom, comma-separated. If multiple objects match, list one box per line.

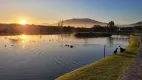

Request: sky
left=0, top=0, right=142, bottom=25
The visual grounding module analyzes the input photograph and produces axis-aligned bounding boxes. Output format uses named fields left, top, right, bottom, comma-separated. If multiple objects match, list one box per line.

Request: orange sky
left=0, top=0, right=142, bottom=25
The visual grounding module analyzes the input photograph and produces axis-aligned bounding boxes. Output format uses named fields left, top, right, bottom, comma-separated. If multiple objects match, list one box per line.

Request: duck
left=65, top=44, right=68, bottom=47
left=68, top=45, right=70, bottom=47
left=70, top=45, right=73, bottom=48
left=119, top=46, right=126, bottom=53
left=113, top=48, right=118, bottom=54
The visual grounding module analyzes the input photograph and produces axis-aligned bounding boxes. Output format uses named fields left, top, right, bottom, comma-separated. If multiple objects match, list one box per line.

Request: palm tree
left=107, top=21, right=115, bottom=34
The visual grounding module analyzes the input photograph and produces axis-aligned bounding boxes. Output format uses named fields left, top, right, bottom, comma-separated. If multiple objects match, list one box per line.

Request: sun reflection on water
left=22, top=40, right=25, bottom=44
left=21, top=34, right=26, bottom=39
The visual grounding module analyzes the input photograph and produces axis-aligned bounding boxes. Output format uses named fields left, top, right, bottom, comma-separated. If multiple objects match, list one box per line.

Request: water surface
left=0, top=34, right=129, bottom=80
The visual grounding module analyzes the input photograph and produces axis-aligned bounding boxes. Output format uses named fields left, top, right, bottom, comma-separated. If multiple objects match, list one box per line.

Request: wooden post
left=104, top=45, right=106, bottom=58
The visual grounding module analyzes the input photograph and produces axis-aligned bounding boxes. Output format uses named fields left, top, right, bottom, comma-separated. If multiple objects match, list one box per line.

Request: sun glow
left=20, top=20, right=27, bottom=25
left=21, top=34, right=26, bottom=39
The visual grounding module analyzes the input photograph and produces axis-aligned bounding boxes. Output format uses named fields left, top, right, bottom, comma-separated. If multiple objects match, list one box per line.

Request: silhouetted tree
left=91, top=25, right=106, bottom=32
left=107, top=21, right=115, bottom=33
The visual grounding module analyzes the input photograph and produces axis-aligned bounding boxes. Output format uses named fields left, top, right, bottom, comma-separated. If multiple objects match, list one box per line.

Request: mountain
left=131, top=21, right=142, bottom=26
left=53, top=18, right=107, bottom=27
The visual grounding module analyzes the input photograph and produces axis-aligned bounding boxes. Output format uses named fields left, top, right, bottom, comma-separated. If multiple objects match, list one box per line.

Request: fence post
left=104, top=45, right=106, bottom=58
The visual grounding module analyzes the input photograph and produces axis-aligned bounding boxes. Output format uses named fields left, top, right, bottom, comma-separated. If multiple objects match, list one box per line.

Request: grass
left=56, top=35, right=141, bottom=80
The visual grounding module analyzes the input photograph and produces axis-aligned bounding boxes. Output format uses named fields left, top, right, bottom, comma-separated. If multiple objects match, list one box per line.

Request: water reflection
left=0, top=34, right=129, bottom=80
left=106, top=35, right=129, bottom=47
left=83, top=38, right=88, bottom=46
left=107, top=37, right=113, bottom=47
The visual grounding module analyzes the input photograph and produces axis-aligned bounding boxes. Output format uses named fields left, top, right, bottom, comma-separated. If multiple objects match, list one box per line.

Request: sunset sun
left=20, top=20, right=27, bottom=25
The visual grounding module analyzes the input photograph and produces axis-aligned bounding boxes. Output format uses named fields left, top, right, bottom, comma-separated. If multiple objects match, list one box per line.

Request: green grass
left=56, top=35, right=141, bottom=80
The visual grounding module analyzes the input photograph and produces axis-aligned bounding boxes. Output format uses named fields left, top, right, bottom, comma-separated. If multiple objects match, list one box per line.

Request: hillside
left=131, top=21, right=142, bottom=26
left=53, top=18, right=107, bottom=27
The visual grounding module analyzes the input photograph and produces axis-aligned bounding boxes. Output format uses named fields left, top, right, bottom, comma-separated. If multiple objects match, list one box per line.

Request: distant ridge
left=131, top=21, right=142, bottom=26
left=53, top=18, right=107, bottom=27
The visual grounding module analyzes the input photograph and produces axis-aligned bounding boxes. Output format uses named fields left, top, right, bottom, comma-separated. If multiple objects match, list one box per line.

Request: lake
left=0, top=34, right=129, bottom=80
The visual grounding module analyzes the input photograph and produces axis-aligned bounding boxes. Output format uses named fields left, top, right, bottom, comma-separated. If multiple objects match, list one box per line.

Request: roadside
left=119, top=36, right=142, bottom=80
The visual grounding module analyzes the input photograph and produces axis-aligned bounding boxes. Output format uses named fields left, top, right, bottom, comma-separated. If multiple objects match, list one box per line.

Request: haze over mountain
left=131, top=21, right=142, bottom=26
left=53, top=18, right=107, bottom=27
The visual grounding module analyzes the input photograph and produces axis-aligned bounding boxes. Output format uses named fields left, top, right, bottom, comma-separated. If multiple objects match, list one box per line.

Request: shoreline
left=0, top=33, right=73, bottom=36
left=56, top=35, right=141, bottom=80
left=74, top=32, right=112, bottom=38
left=119, top=36, right=142, bottom=80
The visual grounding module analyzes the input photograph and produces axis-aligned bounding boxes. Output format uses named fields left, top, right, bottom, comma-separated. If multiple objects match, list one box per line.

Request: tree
left=107, top=21, right=115, bottom=33
left=91, top=25, right=106, bottom=32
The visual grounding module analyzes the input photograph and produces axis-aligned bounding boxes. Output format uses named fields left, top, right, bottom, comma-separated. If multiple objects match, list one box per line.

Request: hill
left=131, top=21, right=142, bottom=26
left=53, top=18, right=107, bottom=27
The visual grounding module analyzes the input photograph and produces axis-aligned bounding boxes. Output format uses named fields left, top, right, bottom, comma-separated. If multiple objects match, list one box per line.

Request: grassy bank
left=75, top=32, right=112, bottom=38
left=56, top=35, right=141, bottom=80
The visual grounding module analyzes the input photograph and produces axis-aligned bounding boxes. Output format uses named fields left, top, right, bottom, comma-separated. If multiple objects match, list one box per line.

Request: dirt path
left=119, top=36, right=142, bottom=80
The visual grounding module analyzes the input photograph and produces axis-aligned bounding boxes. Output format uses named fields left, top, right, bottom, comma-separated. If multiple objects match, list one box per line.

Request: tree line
left=0, top=22, right=141, bottom=35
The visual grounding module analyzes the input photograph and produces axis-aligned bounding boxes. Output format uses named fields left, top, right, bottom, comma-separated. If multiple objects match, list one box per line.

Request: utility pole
left=58, top=22, right=60, bottom=27
left=59, top=20, right=64, bottom=33
left=61, top=20, right=63, bottom=27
